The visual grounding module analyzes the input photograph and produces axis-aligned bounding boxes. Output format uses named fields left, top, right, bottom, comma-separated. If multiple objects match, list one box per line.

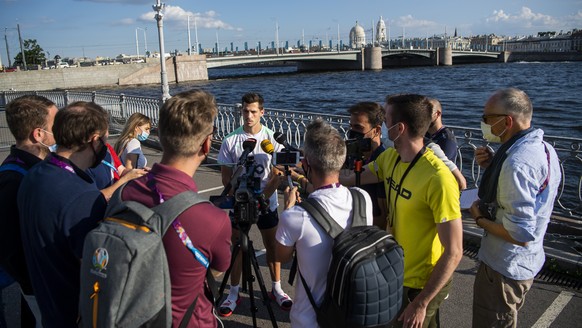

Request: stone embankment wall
left=507, top=52, right=582, bottom=62
left=0, top=55, right=208, bottom=92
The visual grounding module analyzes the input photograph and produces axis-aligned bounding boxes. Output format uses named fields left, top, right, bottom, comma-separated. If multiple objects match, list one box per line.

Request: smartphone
left=272, top=151, right=300, bottom=166
left=209, top=195, right=235, bottom=209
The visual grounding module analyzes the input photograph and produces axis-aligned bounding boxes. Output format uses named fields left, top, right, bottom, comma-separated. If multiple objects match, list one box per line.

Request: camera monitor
left=272, top=151, right=300, bottom=166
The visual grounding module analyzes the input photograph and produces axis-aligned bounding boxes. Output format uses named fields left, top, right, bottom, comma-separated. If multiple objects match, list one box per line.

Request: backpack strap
left=0, top=163, right=28, bottom=176
left=348, top=188, right=367, bottom=227
left=296, top=188, right=367, bottom=238
left=297, top=198, right=344, bottom=239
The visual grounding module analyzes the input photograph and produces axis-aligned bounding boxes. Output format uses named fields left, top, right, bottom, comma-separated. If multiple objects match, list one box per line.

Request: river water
left=95, top=61, right=582, bottom=138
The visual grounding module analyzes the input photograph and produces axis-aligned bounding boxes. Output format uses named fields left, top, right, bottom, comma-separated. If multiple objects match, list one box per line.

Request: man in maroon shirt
left=121, top=90, right=232, bottom=327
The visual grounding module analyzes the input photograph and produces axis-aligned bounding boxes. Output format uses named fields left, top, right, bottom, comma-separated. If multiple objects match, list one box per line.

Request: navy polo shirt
left=360, top=144, right=387, bottom=217
left=0, top=146, right=41, bottom=294
left=18, top=154, right=107, bottom=328
left=426, top=126, right=458, bottom=163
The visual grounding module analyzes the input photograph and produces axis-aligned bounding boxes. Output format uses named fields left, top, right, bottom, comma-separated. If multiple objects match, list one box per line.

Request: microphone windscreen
left=274, top=132, right=286, bottom=145
left=242, top=138, right=257, bottom=151
left=260, top=139, right=275, bottom=154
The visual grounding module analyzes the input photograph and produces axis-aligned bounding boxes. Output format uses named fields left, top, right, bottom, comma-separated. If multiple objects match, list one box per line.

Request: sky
left=1, top=0, right=581, bottom=65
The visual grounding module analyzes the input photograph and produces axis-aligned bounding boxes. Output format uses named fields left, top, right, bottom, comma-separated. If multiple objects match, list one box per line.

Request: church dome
left=349, top=21, right=366, bottom=49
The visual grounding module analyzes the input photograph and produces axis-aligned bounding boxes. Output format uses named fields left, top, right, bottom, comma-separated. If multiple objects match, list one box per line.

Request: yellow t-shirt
left=369, top=147, right=461, bottom=289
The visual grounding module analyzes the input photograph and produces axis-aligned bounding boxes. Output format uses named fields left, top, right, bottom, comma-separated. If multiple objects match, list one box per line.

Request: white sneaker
left=218, top=293, right=240, bottom=317
left=269, top=289, right=293, bottom=311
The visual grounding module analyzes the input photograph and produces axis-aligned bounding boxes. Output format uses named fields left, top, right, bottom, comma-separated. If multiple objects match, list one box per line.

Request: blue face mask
left=137, top=127, right=149, bottom=141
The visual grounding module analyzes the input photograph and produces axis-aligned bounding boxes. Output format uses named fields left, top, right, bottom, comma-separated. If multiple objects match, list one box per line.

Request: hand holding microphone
left=261, top=138, right=294, bottom=189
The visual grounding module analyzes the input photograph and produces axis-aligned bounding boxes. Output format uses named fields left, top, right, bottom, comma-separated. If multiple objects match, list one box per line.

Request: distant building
left=376, top=17, right=387, bottom=44
left=572, top=29, right=582, bottom=51
left=470, top=34, right=504, bottom=51
left=505, top=31, right=573, bottom=52
left=350, top=21, right=366, bottom=49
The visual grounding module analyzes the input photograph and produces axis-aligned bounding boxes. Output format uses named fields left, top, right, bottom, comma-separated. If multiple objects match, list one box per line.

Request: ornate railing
left=1, top=90, right=581, bottom=221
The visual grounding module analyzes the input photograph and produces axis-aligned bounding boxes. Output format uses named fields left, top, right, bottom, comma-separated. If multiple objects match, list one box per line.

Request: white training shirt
left=276, top=186, right=373, bottom=328
left=217, top=126, right=284, bottom=211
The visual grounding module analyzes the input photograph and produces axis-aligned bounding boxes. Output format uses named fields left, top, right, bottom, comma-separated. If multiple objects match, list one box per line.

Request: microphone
left=238, top=138, right=257, bottom=165
left=260, top=139, right=275, bottom=155
left=274, top=132, right=301, bottom=153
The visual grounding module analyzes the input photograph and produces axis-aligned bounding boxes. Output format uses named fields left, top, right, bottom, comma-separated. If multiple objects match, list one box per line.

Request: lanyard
left=100, top=159, right=119, bottom=175
left=146, top=173, right=209, bottom=269
left=49, top=156, right=75, bottom=174
left=314, top=182, right=341, bottom=191
left=387, top=147, right=426, bottom=227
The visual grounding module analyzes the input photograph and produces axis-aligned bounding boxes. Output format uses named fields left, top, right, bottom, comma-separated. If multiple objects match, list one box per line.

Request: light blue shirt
left=478, top=128, right=561, bottom=280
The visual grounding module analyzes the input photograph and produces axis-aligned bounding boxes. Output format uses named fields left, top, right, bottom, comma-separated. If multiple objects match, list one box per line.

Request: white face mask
left=480, top=119, right=506, bottom=143
left=387, top=123, right=401, bottom=143
left=39, top=129, right=57, bottom=152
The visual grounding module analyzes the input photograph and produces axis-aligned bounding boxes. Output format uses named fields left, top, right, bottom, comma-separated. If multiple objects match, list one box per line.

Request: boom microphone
left=238, top=138, right=257, bottom=165
left=273, top=132, right=301, bottom=153
left=260, top=139, right=275, bottom=155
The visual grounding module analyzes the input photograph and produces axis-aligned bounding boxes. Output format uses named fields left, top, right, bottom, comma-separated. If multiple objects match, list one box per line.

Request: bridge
left=0, top=48, right=507, bottom=92
left=206, top=48, right=504, bottom=70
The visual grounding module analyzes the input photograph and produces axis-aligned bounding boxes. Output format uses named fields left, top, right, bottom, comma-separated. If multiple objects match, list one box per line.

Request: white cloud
left=138, top=5, right=240, bottom=31
left=117, top=18, right=135, bottom=26
left=486, top=6, right=558, bottom=27
left=395, top=15, right=438, bottom=29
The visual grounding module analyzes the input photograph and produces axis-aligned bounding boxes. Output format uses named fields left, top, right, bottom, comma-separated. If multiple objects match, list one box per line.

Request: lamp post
left=194, top=16, right=199, bottom=55
left=153, top=0, right=170, bottom=101
left=135, top=28, right=140, bottom=59
left=187, top=15, right=192, bottom=55
left=4, top=28, right=12, bottom=67
left=17, top=24, right=27, bottom=70
left=137, top=27, right=147, bottom=57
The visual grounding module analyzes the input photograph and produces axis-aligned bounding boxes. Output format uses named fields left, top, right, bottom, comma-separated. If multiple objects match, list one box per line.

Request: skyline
left=1, top=0, right=581, bottom=65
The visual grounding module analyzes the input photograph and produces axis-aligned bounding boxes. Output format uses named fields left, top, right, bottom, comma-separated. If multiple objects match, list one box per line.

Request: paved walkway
left=1, top=143, right=581, bottom=327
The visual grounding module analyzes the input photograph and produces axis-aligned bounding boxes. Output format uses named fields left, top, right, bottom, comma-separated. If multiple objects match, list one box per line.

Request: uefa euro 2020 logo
left=91, top=248, right=109, bottom=278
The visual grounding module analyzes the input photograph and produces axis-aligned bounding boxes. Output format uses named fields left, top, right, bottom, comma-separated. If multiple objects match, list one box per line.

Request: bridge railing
left=1, top=90, right=581, bottom=221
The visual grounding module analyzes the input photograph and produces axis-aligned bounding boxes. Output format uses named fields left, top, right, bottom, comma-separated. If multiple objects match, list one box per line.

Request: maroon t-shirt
left=122, top=163, right=231, bottom=327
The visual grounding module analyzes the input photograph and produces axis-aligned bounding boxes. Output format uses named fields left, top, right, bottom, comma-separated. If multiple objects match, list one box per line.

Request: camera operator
left=217, top=92, right=293, bottom=316
left=344, top=101, right=388, bottom=229
left=276, top=118, right=374, bottom=327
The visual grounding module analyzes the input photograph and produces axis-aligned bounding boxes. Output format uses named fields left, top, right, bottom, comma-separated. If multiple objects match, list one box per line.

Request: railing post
left=120, top=94, right=126, bottom=118
left=92, top=91, right=97, bottom=103
left=64, top=90, right=69, bottom=107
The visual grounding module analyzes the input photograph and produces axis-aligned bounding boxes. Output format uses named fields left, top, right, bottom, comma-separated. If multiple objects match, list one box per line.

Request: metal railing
left=1, top=90, right=581, bottom=221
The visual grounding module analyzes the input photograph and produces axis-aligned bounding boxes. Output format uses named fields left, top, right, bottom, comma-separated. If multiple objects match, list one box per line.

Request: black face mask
left=90, top=138, right=108, bottom=169
left=348, top=130, right=366, bottom=140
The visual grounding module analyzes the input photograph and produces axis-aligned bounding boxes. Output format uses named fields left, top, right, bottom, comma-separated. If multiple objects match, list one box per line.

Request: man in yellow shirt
left=341, top=94, right=463, bottom=328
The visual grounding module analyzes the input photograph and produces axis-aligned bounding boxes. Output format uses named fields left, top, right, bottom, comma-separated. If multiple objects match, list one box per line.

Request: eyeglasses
left=481, top=114, right=508, bottom=122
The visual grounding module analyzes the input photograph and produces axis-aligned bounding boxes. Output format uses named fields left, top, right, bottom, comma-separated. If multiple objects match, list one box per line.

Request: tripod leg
left=247, top=240, right=279, bottom=328
left=241, top=240, right=259, bottom=328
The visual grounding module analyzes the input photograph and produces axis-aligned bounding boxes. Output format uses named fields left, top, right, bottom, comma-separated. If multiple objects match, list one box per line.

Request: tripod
left=217, top=222, right=278, bottom=328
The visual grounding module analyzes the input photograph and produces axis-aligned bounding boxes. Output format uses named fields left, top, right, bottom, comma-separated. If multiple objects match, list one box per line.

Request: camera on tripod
left=344, top=137, right=372, bottom=169
left=232, top=160, right=269, bottom=226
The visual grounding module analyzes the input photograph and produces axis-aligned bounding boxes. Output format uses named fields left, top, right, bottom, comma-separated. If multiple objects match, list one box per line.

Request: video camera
left=232, top=157, right=269, bottom=226
left=211, top=139, right=269, bottom=228
left=344, top=130, right=372, bottom=170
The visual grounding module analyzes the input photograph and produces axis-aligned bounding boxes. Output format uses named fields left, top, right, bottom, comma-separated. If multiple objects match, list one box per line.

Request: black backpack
left=79, top=185, right=215, bottom=328
left=296, top=188, right=404, bottom=328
